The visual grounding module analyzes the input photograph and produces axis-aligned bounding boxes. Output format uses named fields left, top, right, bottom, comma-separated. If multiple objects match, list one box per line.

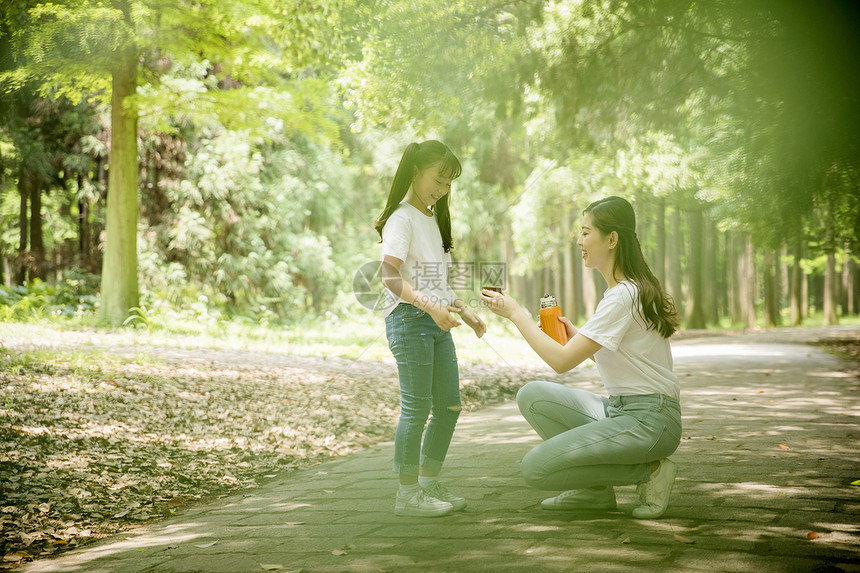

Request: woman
left=481, top=196, right=681, bottom=519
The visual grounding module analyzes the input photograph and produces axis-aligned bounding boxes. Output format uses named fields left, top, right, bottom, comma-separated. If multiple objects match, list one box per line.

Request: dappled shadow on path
left=18, top=335, right=860, bottom=573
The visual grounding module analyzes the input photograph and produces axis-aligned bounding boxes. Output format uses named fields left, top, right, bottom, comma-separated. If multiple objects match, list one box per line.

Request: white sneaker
left=541, top=487, right=617, bottom=511
left=633, top=458, right=677, bottom=519
left=422, top=480, right=467, bottom=511
left=395, top=487, right=454, bottom=517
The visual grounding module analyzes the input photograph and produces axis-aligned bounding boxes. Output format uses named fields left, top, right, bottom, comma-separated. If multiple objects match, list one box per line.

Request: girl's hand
left=459, top=307, right=487, bottom=338
left=559, top=316, right=578, bottom=339
left=427, top=303, right=462, bottom=332
left=480, top=289, right=525, bottom=321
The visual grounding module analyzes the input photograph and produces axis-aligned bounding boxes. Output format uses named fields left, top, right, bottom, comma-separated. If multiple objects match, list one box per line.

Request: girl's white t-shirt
left=381, top=202, right=456, bottom=317
left=578, top=280, right=680, bottom=400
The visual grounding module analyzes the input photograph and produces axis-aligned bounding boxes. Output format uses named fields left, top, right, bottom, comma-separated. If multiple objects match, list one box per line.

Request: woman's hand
left=481, top=289, right=600, bottom=373
left=426, top=302, right=462, bottom=332
left=559, top=316, right=578, bottom=339
left=480, top=289, right=527, bottom=322
left=459, top=307, right=487, bottom=338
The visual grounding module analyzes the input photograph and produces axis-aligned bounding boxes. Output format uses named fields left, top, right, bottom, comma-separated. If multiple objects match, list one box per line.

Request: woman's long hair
left=374, top=140, right=461, bottom=253
left=585, top=196, right=679, bottom=338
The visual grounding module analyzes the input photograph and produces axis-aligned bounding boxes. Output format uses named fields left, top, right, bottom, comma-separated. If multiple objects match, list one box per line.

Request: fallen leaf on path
left=778, top=444, right=790, bottom=450
left=850, top=479, right=860, bottom=486
left=673, top=533, right=695, bottom=544
left=0, top=332, right=530, bottom=564
left=3, top=551, right=30, bottom=563
left=807, top=531, right=819, bottom=539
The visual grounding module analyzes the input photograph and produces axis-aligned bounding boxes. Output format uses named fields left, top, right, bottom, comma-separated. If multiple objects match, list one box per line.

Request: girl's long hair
left=585, top=196, right=679, bottom=338
left=374, top=140, right=461, bottom=253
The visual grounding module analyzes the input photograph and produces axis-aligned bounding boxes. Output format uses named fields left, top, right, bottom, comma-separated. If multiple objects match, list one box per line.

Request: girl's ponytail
left=375, top=143, right=420, bottom=240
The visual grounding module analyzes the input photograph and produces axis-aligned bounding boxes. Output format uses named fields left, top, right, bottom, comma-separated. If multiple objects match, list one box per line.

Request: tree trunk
left=685, top=209, right=706, bottom=329
left=16, top=171, right=28, bottom=285
left=543, top=265, right=552, bottom=299
left=841, top=243, right=855, bottom=316
left=704, top=214, right=719, bottom=325
left=99, top=46, right=140, bottom=325
left=29, top=180, right=46, bottom=281
left=526, top=270, right=540, bottom=316
left=741, top=235, right=757, bottom=328
left=0, top=146, right=3, bottom=286
left=77, top=173, right=90, bottom=271
left=563, top=232, right=577, bottom=322
left=780, top=247, right=789, bottom=313
left=727, top=231, right=740, bottom=325
left=764, top=249, right=780, bottom=327
left=655, top=196, right=666, bottom=285
left=667, top=206, right=683, bottom=320
left=790, top=240, right=803, bottom=325
left=823, top=250, right=838, bottom=325
left=801, top=248, right=809, bottom=319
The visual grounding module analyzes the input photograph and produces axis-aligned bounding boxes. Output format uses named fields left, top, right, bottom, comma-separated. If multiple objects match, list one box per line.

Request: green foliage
left=1, top=0, right=858, bottom=331
left=0, top=271, right=99, bottom=321
left=137, top=127, right=330, bottom=319
left=340, top=0, right=539, bottom=131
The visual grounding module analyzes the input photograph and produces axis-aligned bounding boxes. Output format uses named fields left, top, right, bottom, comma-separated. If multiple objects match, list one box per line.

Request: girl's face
left=577, top=213, right=616, bottom=271
left=409, top=162, right=453, bottom=212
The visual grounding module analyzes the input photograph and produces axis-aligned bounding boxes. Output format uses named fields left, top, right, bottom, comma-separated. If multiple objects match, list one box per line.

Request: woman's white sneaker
left=395, top=487, right=454, bottom=517
left=633, top=458, right=677, bottom=519
left=541, top=487, right=617, bottom=511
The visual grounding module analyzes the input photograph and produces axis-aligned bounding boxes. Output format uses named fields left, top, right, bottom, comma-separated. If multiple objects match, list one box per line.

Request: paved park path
left=20, top=327, right=860, bottom=573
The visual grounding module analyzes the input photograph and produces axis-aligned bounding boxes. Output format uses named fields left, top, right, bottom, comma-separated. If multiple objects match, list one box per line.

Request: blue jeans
left=385, top=303, right=461, bottom=476
left=517, top=381, right=682, bottom=490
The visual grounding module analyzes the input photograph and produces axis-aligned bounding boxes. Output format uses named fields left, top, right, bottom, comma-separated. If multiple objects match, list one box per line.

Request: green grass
left=0, top=310, right=543, bottom=364
left=3, top=307, right=858, bottom=365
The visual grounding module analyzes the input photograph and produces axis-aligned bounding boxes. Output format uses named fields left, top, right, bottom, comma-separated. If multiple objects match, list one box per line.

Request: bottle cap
left=540, top=294, right=558, bottom=309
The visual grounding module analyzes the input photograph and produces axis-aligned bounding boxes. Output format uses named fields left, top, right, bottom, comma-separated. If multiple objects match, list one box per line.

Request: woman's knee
left=520, top=448, right=549, bottom=489
left=516, top=380, right=552, bottom=413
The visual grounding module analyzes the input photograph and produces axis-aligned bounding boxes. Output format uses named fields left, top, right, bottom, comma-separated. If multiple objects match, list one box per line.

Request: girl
left=481, top=196, right=681, bottom=519
left=376, top=140, right=486, bottom=517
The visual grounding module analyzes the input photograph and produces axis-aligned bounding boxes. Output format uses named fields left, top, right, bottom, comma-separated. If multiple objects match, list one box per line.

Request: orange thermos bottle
left=539, top=293, right=569, bottom=346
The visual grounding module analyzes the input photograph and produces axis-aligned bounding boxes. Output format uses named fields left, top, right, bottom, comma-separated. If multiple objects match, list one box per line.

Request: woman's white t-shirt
left=578, top=280, right=680, bottom=400
left=381, top=202, right=456, bottom=317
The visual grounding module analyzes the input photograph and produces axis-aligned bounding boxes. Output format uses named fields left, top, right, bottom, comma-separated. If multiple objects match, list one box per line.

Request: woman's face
left=577, top=212, right=616, bottom=270
left=411, top=162, right=453, bottom=211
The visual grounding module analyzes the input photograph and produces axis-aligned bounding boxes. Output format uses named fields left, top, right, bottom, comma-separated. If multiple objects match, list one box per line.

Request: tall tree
left=2, top=0, right=344, bottom=324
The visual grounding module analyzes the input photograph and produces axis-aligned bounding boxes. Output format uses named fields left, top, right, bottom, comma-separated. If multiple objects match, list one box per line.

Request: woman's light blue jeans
left=385, top=303, right=461, bottom=476
left=517, top=380, right=681, bottom=490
